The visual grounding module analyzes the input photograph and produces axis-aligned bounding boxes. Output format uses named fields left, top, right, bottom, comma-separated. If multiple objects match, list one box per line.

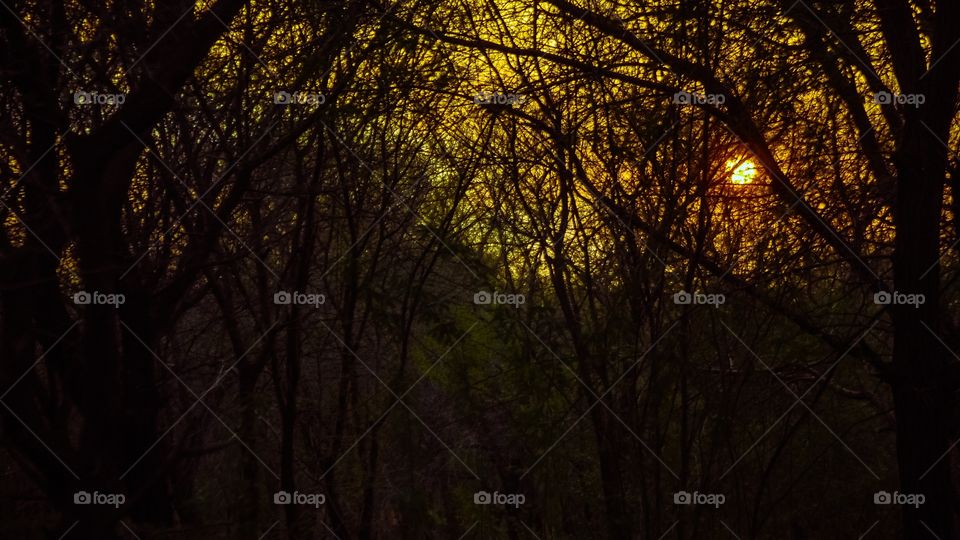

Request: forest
left=1, top=0, right=959, bottom=538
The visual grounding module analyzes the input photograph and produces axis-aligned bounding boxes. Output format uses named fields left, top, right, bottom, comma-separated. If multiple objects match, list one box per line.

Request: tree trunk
left=891, top=118, right=957, bottom=539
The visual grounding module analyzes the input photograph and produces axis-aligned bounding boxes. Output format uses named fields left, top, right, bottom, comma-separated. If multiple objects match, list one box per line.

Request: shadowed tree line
left=0, top=0, right=958, bottom=538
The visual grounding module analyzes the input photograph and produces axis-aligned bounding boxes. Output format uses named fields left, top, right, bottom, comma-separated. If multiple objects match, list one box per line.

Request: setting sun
left=727, top=160, right=758, bottom=184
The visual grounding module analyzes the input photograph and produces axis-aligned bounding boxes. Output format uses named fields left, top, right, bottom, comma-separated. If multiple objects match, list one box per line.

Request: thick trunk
left=891, top=121, right=958, bottom=538
left=53, top=515, right=120, bottom=540
left=119, top=289, right=170, bottom=525
left=591, top=408, right=632, bottom=540
left=235, top=368, right=262, bottom=540
left=281, top=313, right=303, bottom=540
